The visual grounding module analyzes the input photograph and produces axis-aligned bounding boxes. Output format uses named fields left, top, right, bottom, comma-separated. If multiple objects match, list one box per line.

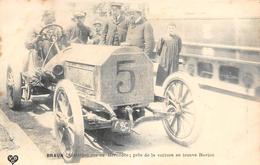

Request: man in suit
left=101, top=2, right=129, bottom=46
left=125, top=6, right=155, bottom=59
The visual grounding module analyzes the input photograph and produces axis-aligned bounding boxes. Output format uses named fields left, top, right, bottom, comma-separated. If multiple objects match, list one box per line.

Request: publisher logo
left=7, top=155, right=18, bottom=165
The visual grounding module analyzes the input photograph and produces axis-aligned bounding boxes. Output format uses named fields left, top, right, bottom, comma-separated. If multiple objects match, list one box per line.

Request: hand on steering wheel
left=39, top=24, right=64, bottom=43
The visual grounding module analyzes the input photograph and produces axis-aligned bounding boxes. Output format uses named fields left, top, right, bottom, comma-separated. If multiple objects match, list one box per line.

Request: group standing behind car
left=25, top=4, right=182, bottom=85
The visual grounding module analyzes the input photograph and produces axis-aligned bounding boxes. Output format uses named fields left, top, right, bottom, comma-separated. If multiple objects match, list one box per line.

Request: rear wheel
left=6, top=66, right=22, bottom=110
left=162, top=72, right=202, bottom=146
left=53, top=80, right=84, bottom=163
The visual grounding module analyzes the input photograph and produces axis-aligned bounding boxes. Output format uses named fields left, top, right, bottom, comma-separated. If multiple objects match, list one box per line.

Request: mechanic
left=100, top=2, right=129, bottom=46
left=25, top=10, right=66, bottom=67
left=89, top=19, right=102, bottom=45
left=124, top=5, right=155, bottom=59
left=156, top=23, right=182, bottom=86
left=66, top=11, right=92, bottom=44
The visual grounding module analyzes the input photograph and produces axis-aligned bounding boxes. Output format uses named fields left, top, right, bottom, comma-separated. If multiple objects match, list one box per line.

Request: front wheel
left=162, top=71, right=202, bottom=146
left=53, top=79, right=84, bottom=163
left=6, top=66, right=22, bottom=109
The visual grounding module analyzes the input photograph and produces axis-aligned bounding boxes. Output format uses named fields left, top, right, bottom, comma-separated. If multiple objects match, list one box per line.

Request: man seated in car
left=25, top=10, right=66, bottom=68
left=89, top=19, right=102, bottom=45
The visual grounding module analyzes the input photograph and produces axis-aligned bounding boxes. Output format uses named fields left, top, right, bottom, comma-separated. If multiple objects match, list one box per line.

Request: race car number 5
left=116, top=60, right=135, bottom=93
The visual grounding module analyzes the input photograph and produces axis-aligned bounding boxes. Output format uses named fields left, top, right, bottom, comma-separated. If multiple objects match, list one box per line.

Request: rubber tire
left=6, top=66, right=22, bottom=110
left=162, top=71, right=202, bottom=146
left=53, top=79, right=84, bottom=163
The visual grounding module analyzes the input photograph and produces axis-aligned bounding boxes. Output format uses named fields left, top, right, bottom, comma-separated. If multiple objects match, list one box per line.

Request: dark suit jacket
left=126, top=18, right=155, bottom=58
left=101, top=15, right=129, bottom=46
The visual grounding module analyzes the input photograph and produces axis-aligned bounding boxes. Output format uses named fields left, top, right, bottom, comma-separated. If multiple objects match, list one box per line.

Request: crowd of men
left=25, top=2, right=182, bottom=84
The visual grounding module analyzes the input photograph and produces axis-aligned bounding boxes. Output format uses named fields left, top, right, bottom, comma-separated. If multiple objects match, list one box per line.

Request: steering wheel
left=39, top=24, right=64, bottom=43
left=38, top=24, right=65, bottom=68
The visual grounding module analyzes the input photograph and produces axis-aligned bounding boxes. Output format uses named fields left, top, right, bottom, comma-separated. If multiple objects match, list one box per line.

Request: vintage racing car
left=6, top=24, right=202, bottom=163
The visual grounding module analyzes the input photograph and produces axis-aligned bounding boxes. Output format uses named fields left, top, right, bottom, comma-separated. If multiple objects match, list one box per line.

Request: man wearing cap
left=125, top=6, right=155, bottom=59
left=101, top=2, right=129, bottom=46
left=66, top=11, right=92, bottom=44
left=90, top=20, right=102, bottom=45
left=25, top=10, right=56, bottom=51
left=25, top=10, right=65, bottom=67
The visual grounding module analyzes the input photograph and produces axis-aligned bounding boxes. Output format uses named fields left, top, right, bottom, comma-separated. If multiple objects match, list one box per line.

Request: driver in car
left=25, top=10, right=66, bottom=67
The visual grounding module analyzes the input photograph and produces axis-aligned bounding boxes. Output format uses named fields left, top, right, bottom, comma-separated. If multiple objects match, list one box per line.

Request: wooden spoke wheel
left=53, top=80, right=84, bottom=163
left=6, top=66, right=22, bottom=110
left=162, top=72, right=202, bottom=146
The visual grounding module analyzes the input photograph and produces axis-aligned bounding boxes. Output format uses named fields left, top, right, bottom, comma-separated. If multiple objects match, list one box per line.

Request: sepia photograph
left=0, top=0, right=259, bottom=164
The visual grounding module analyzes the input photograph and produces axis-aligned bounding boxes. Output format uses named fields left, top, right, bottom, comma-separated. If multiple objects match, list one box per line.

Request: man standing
left=101, top=2, right=128, bottom=46
left=66, top=11, right=92, bottom=44
left=125, top=6, right=155, bottom=59
left=156, top=23, right=182, bottom=86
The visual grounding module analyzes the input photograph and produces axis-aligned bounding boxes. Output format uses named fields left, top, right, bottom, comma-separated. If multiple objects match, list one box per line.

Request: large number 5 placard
left=116, top=60, right=136, bottom=93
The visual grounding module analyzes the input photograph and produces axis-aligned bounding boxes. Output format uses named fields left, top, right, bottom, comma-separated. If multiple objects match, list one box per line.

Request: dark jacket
left=156, top=35, right=182, bottom=86
left=125, top=18, right=155, bottom=58
left=101, top=15, right=129, bottom=46
left=66, top=22, right=92, bottom=44
left=91, top=31, right=102, bottom=45
left=25, top=23, right=66, bottom=64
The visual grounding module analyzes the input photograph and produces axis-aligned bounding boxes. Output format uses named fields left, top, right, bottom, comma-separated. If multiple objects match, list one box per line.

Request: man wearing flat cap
left=25, top=10, right=65, bottom=67
left=25, top=10, right=56, bottom=51
left=125, top=5, right=155, bottom=59
left=101, top=2, right=129, bottom=46
left=66, top=11, right=92, bottom=44
left=90, top=19, right=102, bottom=45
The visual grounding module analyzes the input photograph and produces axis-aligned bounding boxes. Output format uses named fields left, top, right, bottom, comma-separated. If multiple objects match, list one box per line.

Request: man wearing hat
left=25, top=10, right=56, bottom=50
left=101, top=2, right=129, bottom=46
left=66, top=11, right=92, bottom=44
left=25, top=10, right=65, bottom=67
left=90, top=19, right=102, bottom=45
left=125, top=5, right=155, bottom=59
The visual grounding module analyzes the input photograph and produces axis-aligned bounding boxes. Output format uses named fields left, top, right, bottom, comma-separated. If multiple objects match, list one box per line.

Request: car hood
left=44, top=44, right=143, bottom=71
